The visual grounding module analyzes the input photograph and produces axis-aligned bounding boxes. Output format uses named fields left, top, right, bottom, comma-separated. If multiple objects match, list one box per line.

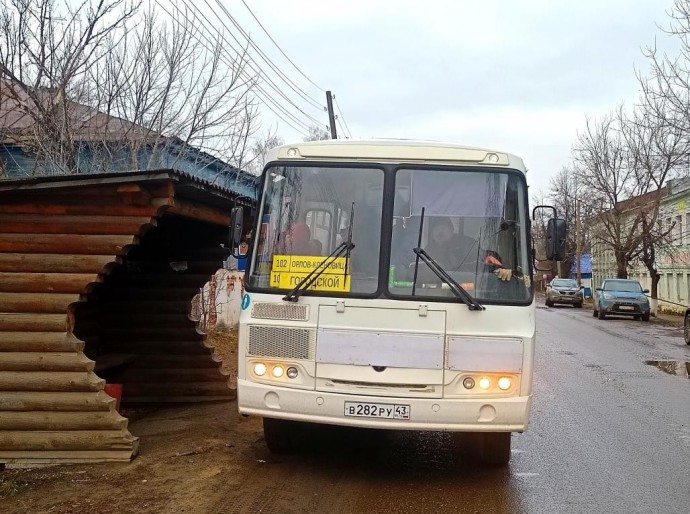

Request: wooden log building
left=0, top=170, right=245, bottom=467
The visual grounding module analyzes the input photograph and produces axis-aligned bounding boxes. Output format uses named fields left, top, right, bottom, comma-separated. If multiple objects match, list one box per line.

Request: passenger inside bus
left=279, top=222, right=322, bottom=256
left=424, top=217, right=478, bottom=273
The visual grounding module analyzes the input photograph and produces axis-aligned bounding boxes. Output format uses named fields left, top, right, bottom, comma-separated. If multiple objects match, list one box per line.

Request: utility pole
left=326, top=91, right=337, bottom=139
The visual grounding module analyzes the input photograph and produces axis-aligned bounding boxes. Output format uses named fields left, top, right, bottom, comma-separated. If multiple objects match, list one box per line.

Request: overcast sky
left=195, top=0, right=680, bottom=192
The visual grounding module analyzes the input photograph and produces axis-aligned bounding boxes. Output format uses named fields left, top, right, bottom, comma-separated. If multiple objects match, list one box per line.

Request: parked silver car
left=545, top=278, right=583, bottom=308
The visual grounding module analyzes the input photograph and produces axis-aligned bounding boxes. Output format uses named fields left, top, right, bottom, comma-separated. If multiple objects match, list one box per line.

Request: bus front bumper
left=237, top=380, right=531, bottom=432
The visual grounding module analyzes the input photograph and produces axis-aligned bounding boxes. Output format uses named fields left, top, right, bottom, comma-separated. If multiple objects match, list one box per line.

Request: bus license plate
left=344, top=402, right=410, bottom=420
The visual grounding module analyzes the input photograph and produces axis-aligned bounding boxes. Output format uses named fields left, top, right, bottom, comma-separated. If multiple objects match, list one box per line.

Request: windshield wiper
left=409, top=207, right=483, bottom=311
left=282, top=241, right=355, bottom=302
left=412, top=247, right=484, bottom=311
left=283, top=203, right=356, bottom=302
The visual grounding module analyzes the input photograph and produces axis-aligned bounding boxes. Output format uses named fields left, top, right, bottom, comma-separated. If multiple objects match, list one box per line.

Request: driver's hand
left=494, top=267, right=512, bottom=281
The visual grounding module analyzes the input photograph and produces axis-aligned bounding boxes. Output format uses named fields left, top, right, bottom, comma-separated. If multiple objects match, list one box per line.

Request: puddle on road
left=645, top=360, right=690, bottom=378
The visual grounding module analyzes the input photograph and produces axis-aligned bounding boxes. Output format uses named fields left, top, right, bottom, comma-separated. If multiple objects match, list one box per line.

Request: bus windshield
left=247, top=164, right=531, bottom=303
left=390, top=168, right=531, bottom=303
left=247, top=165, right=383, bottom=294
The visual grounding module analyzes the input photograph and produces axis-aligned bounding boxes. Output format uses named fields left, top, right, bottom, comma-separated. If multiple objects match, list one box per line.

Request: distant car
left=593, top=278, right=650, bottom=321
left=545, top=278, right=583, bottom=308
left=684, top=308, right=690, bottom=345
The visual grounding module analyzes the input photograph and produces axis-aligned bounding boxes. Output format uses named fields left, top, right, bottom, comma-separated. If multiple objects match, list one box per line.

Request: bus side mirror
left=229, top=206, right=244, bottom=253
left=546, top=218, right=566, bottom=261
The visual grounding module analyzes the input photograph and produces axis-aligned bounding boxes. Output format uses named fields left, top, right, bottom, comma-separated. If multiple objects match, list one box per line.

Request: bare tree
left=621, top=92, right=687, bottom=310
left=0, top=0, right=140, bottom=174
left=244, top=128, right=283, bottom=176
left=639, top=0, right=690, bottom=138
left=573, top=111, right=645, bottom=279
left=304, top=124, right=330, bottom=142
left=0, top=0, right=259, bottom=179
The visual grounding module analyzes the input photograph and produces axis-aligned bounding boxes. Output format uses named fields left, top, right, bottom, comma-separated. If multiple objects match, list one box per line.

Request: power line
left=333, top=95, right=352, bottom=139
left=335, top=115, right=347, bottom=140
left=240, top=0, right=325, bottom=93
left=156, top=0, right=311, bottom=136
left=161, top=0, right=313, bottom=133
left=209, top=0, right=324, bottom=113
left=185, top=0, right=323, bottom=127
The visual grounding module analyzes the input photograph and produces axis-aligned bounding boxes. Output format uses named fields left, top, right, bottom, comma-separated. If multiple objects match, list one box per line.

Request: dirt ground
left=0, top=328, right=252, bottom=514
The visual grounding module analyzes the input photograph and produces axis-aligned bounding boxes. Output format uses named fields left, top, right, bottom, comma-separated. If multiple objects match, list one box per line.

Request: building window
left=676, top=215, right=683, bottom=245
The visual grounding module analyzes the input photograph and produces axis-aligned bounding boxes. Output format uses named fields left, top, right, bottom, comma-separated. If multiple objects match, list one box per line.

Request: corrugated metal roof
left=0, top=169, right=256, bottom=210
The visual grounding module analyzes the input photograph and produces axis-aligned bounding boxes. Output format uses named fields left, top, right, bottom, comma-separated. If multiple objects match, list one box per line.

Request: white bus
left=234, top=139, right=563, bottom=466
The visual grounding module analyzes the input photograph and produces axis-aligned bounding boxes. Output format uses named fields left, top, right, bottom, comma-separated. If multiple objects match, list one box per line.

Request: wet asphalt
left=226, top=306, right=690, bottom=514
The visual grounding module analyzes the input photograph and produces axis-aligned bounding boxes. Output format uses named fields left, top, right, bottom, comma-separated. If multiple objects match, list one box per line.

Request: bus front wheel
left=262, top=417, right=296, bottom=454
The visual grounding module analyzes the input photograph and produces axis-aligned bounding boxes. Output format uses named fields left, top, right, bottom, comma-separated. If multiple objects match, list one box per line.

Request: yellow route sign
left=271, top=255, right=351, bottom=292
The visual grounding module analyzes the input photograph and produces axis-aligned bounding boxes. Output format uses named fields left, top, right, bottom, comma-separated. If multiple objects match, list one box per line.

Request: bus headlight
left=287, top=367, right=299, bottom=379
left=462, top=377, right=475, bottom=389
left=254, top=363, right=267, bottom=376
left=272, top=365, right=285, bottom=378
left=478, top=377, right=491, bottom=390
left=497, top=377, right=512, bottom=390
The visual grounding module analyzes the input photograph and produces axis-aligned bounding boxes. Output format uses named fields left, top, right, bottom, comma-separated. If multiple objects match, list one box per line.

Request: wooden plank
left=0, top=411, right=128, bottom=430
left=0, top=203, right=159, bottom=217
left=0, top=332, right=80, bottom=352
left=2, top=195, right=153, bottom=208
left=0, top=352, right=94, bottom=372
left=0, top=292, right=79, bottom=313
left=0, top=214, right=153, bottom=235
left=0, top=314, right=67, bottom=332
left=0, top=273, right=98, bottom=293
left=0, top=450, right=136, bottom=466
left=164, top=200, right=231, bottom=226
left=0, top=254, right=114, bottom=273
left=0, top=391, right=114, bottom=412
left=0, top=371, right=104, bottom=392
left=0, top=234, right=136, bottom=254
left=0, top=430, right=137, bottom=451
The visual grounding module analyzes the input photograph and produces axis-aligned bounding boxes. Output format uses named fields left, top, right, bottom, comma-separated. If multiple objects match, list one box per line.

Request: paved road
left=511, top=306, right=689, bottom=514
left=219, top=306, right=690, bottom=514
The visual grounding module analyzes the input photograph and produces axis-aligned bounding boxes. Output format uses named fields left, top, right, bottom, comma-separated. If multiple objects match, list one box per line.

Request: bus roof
left=265, top=139, right=527, bottom=173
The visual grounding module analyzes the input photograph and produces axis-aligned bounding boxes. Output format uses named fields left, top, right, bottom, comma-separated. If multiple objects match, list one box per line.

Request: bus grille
left=251, top=303, right=308, bottom=321
left=248, top=325, right=314, bottom=359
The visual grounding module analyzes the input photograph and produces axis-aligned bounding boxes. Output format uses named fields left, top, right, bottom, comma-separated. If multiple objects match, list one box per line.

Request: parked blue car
left=593, top=279, right=650, bottom=321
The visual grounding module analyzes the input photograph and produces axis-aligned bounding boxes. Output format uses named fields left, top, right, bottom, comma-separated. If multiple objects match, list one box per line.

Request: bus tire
left=263, top=417, right=296, bottom=454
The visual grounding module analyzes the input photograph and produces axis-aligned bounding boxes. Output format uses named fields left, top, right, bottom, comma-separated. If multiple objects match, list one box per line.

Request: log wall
left=0, top=175, right=234, bottom=467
